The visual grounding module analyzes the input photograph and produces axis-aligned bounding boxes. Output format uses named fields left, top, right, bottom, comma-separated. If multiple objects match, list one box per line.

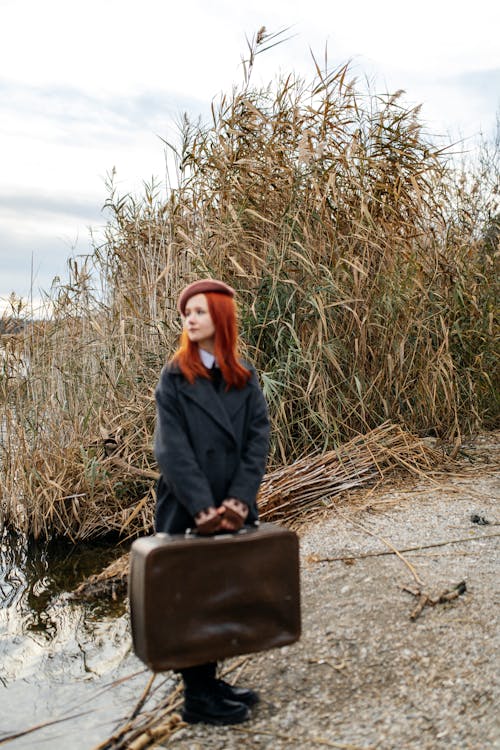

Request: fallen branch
left=403, top=581, right=467, bottom=620
left=333, top=509, right=424, bottom=587
left=328, top=510, right=470, bottom=621
left=308, top=532, right=500, bottom=564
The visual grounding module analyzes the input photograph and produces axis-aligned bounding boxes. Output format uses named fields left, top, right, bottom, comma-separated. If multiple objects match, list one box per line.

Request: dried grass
left=0, top=30, right=498, bottom=540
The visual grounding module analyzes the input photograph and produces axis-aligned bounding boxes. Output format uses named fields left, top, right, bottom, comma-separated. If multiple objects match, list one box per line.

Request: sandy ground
left=164, top=438, right=499, bottom=750
left=3, top=438, right=497, bottom=750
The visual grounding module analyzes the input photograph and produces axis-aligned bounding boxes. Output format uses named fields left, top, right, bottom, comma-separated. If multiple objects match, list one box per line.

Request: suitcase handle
left=185, top=521, right=259, bottom=538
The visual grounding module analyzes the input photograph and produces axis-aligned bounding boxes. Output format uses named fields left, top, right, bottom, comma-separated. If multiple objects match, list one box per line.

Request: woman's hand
left=194, top=499, right=248, bottom=534
left=194, top=506, right=223, bottom=535
left=219, top=498, right=249, bottom=532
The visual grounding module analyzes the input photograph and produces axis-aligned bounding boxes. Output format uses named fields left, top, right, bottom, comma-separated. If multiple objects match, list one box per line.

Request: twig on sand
left=333, top=509, right=424, bottom=587
left=328, top=510, right=473, bottom=621
left=403, top=581, right=467, bottom=620
left=307, top=532, right=500, bottom=564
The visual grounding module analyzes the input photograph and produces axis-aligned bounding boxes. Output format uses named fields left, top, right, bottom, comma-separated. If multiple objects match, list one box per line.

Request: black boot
left=214, top=678, right=259, bottom=707
left=180, top=662, right=249, bottom=726
left=182, top=686, right=250, bottom=725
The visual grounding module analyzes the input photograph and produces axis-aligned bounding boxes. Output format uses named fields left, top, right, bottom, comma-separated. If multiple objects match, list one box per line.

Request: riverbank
left=1, top=434, right=498, bottom=749
left=167, top=437, right=499, bottom=750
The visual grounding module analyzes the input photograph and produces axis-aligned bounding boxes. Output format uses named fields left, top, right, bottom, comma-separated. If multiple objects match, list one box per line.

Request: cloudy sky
left=1, top=0, right=499, bottom=312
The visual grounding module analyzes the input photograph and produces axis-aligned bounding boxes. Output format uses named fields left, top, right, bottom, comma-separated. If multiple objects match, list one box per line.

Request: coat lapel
left=179, top=377, right=248, bottom=442
left=220, top=385, right=251, bottom=421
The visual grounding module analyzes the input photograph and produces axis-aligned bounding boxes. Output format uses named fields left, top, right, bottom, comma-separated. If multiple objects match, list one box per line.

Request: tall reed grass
left=1, top=33, right=498, bottom=539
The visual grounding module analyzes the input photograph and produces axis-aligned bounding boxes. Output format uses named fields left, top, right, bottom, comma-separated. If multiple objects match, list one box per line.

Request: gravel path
left=165, top=446, right=499, bottom=750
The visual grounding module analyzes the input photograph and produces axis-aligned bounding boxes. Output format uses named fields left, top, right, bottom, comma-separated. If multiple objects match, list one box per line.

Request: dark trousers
left=180, top=662, right=217, bottom=691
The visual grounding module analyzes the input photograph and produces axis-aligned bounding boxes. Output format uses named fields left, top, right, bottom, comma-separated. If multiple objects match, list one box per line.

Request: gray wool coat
left=154, top=361, right=270, bottom=534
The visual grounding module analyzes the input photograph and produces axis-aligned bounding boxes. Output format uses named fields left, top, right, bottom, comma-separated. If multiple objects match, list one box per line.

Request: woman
left=154, top=278, right=270, bottom=725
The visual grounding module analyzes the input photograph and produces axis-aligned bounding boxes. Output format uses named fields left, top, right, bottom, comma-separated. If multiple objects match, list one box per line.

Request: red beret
left=177, top=278, right=235, bottom=315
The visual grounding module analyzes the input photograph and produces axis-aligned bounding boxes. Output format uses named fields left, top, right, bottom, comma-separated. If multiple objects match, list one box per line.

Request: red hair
left=172, top=292, right=251, bottom=389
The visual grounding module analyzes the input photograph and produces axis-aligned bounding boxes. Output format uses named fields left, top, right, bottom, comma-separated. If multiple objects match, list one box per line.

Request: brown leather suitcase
left=129, top=523, right=301, bottom=670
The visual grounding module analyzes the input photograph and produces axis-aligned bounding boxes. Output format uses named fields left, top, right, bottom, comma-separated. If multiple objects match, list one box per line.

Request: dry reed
left=0, top=30, right=498, bottom=540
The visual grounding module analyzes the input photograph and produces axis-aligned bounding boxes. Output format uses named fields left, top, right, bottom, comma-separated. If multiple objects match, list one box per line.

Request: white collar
left=199, top=348, right=217, bottom=369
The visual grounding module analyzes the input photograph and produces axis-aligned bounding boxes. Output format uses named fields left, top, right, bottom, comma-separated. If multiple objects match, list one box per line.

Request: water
left=0, top=531, right=161, bottom=749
